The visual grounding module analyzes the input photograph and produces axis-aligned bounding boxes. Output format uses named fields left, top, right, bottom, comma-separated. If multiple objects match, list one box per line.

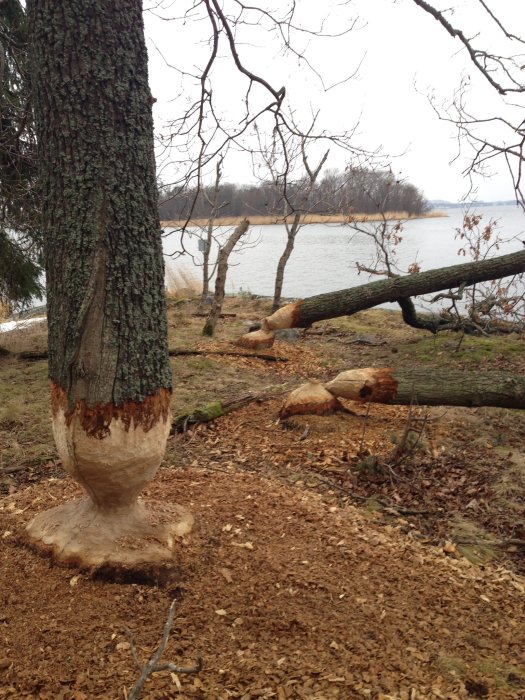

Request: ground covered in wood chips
left=1, top=298, right=525, bottom=699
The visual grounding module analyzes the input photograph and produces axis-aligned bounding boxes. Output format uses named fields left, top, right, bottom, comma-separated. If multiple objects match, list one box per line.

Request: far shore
left=161, top=210, right=448, bottom=228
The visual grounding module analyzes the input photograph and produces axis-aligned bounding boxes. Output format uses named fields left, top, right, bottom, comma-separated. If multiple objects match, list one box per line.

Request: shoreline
left=161, top=210, right=448, bottom=228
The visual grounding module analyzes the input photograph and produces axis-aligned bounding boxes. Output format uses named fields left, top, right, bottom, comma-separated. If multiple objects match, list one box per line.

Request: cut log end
left=325, top=368, right=398, bottom=403
left=279, top=380, right=343, bottom=419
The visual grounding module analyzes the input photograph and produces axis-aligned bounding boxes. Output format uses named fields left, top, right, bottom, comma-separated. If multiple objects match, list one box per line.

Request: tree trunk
left=280, top=368, right=525, bottom=418
left=201, top=218, right=213, bottom=301
left=237, top=249, right=525, bottom=348
left=272, top=213, right=300, bottom=312
left=25, top=0, right=191, bottom=570
left=202, top=218, right=249, bottom=336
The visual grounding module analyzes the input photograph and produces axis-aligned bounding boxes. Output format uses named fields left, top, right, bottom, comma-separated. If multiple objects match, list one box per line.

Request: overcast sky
left=144, top=0, right=525, bottom=203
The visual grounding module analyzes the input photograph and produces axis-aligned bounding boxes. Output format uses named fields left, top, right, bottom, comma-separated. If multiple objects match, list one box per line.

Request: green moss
left=193, top=401, right=224, bottom=421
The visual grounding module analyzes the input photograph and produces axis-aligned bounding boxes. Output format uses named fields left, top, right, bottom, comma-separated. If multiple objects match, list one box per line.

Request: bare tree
left=252, top=122, right=330, bottom=311
left=410, top=0, right=525, bottom=206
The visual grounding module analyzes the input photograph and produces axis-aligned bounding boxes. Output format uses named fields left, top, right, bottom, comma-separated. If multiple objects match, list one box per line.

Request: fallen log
left=237, top=249, right=525, bottom=349
left=280, top=367, right=525, bottom=418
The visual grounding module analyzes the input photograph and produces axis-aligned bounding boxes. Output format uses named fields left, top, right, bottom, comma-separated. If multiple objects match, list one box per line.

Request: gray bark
left=203, top=219, right=249, bottom=336
left=272, top=212, right=300, bottom=312
left=27, top=0, right=171, bottom=410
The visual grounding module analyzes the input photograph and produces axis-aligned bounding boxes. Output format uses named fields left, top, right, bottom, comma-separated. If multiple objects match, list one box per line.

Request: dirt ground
left=1, top=298, right=525, bottom=699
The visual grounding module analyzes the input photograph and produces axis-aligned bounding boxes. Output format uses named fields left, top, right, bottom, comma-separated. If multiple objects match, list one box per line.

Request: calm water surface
left=163, top=205, right=525, bottom=299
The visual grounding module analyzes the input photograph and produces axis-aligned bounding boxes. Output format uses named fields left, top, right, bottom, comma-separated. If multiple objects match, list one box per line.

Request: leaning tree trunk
left=202, top=218, right=249, bottom=336
left=25, top=0, right=191, bottom=570
left=237, top=249, right=525, bottom=349
left=272, top=213, right=300, bottom=312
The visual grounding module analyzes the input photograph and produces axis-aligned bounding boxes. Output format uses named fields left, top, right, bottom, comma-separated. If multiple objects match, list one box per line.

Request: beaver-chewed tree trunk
left=280, top=368, right=525, bottom=418
left=25, top=0, right=192, bottom=571
left=237, top=249, right=525, bottom=349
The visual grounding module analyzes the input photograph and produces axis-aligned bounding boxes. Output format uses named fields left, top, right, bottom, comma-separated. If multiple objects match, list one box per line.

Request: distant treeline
left=159, top=168, right=430, bottom=221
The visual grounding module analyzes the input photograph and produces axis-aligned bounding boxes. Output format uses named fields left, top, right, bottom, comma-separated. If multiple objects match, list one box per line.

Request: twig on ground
left=454, top=537, right=525, bottom=548
left=125, top=600, right=202, bottom=700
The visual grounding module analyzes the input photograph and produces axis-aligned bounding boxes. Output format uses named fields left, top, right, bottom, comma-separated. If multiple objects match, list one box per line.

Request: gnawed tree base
left=26, top=497, right=193, bottom=570
left=26, top=386, right=193, bottom=571
left=280, top=367, right=525, bottom=418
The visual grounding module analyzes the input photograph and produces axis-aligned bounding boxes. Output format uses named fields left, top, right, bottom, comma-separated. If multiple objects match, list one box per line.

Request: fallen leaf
left=215, top=609, right=227, bottom=616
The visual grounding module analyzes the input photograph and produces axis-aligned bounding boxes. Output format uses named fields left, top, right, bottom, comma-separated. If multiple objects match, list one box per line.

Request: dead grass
left=165, top=264, right=202, bottom=298
left=0, top=300, right=12, bottom=321
left=0, top=319, right=48, bottom=354
left=161, top=210, right=447, bottom=227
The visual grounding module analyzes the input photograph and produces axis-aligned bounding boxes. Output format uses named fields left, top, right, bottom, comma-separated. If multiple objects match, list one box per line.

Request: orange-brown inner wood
left=51, top=383, right=171, bottom=438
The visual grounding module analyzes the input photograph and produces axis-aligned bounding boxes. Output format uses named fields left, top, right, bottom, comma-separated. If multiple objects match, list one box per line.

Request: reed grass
left=161, top=210, right=448, bottom=228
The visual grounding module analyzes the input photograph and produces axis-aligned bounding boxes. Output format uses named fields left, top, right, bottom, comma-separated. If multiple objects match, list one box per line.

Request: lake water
left=163, top=204, right=525, bottom=300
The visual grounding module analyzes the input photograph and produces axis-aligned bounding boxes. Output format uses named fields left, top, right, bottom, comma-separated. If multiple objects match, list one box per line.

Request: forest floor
left=0, top=296, right=524, bottom=699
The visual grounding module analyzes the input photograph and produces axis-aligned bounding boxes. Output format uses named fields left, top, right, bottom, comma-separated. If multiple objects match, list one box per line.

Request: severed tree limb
left=398, top=296, right=522, bottom=335
left=169, top=348, right=287, bottom=362
left=125, top=600, right=203, bottom=700
left=172, top=383, right=293, bottom=433
left=236, top=249, right=525, bottom=348
left=15, top=348, right=288, bottom=363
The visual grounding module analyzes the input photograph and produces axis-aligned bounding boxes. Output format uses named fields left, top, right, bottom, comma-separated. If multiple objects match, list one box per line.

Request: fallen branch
left=169, top=349, right=287, bottom=362
left=172, top=384, right=292, bottom=432
left=126, top=600, right=202, bottom=700
left=454, top=537, right=525, bottom=549
left=15, top=348, right=288, bottom=363
left=17, top=350, right=48, bottom=360
left=0, top=465, right=30, bottom=474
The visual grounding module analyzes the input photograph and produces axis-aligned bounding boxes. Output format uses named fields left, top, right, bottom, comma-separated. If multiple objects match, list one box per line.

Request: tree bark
left=25, top=0, right=191, bottom=570
left=237, top=249, right=525, bottom=348
left=202, top=218, right=249, bottom=336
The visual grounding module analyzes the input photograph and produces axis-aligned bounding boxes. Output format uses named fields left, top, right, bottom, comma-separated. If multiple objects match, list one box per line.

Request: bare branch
left=125, top=600, right=203, bottom=700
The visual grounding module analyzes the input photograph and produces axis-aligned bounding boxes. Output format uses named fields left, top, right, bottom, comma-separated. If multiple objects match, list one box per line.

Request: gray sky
left=144, top=0, right=525, bottom=203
